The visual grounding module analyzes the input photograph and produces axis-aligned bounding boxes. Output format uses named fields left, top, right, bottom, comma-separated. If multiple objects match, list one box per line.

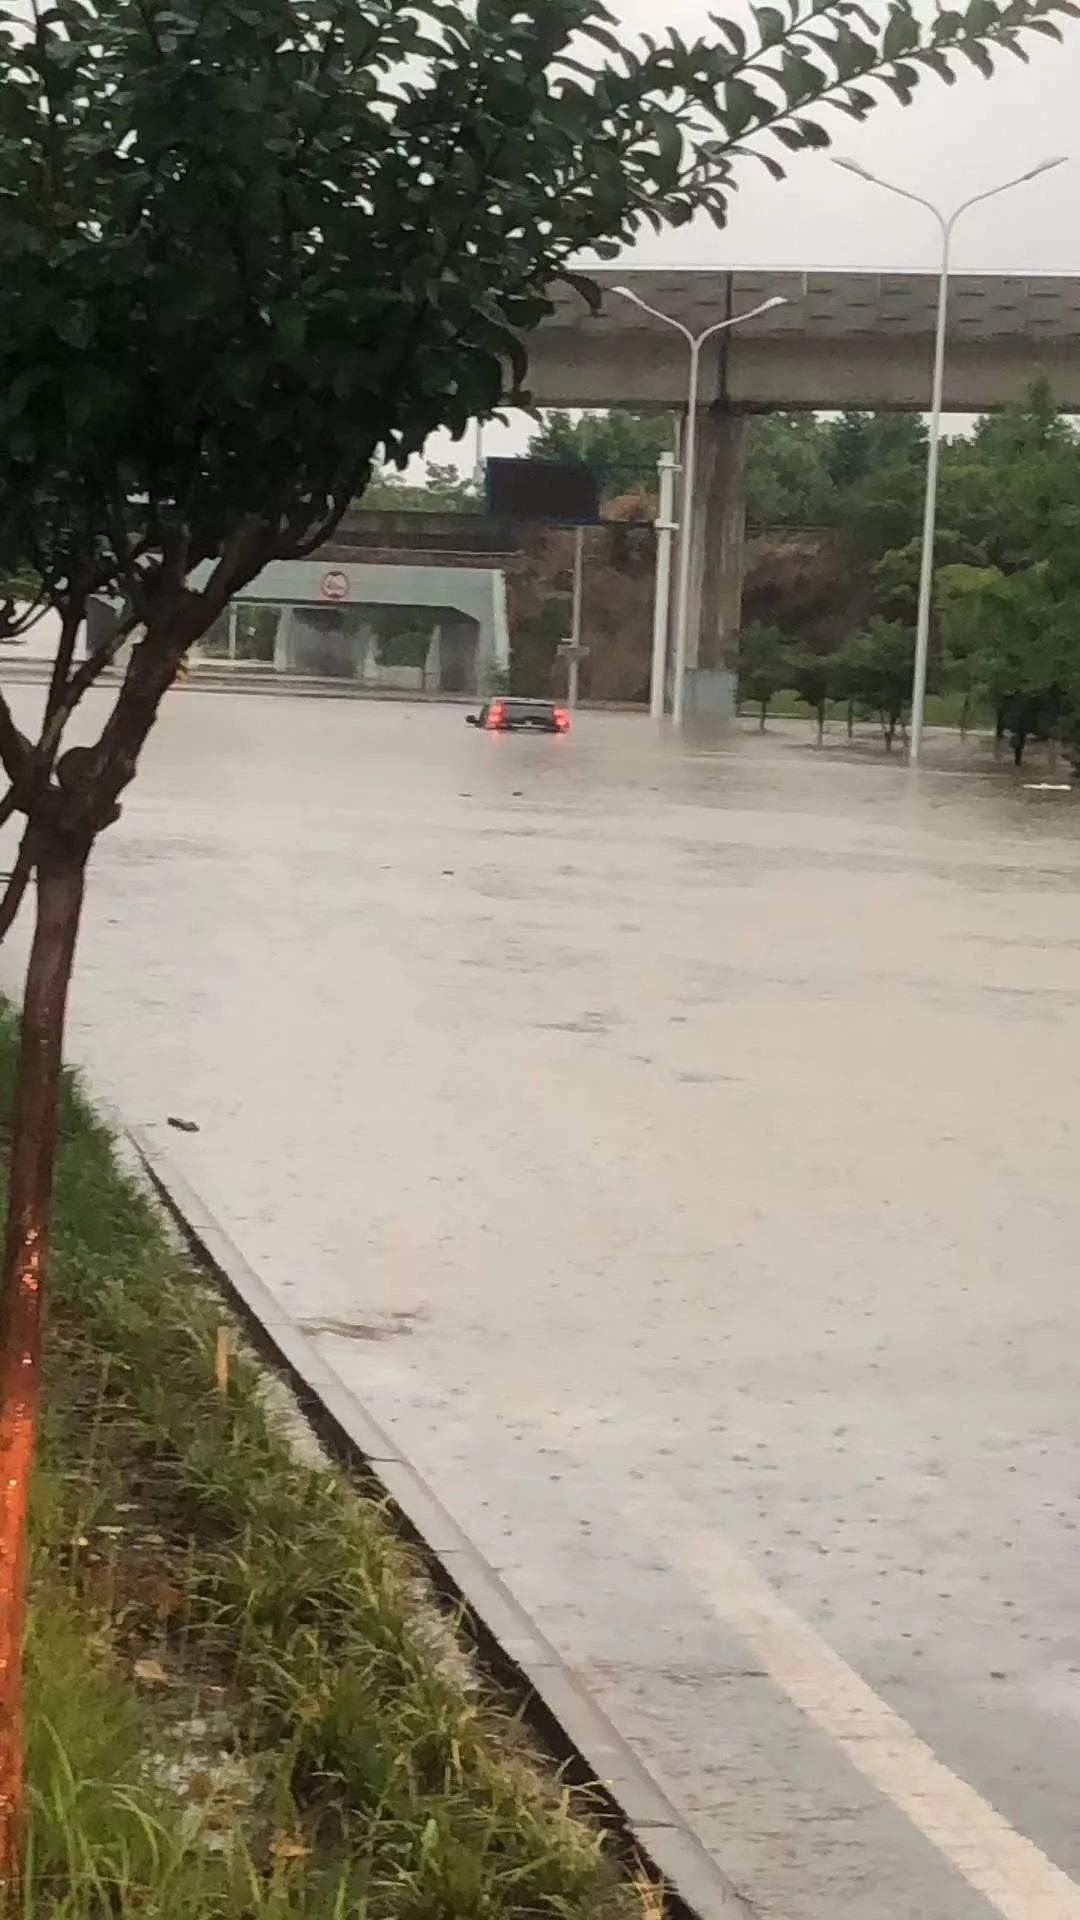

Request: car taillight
left=553, top=707, right=571, bottom=732
left=486, top=701, right=506, bottom=730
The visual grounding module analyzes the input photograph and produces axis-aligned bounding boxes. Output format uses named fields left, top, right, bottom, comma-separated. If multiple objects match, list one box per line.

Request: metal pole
left=671, top=339, right=700, bottom=729
left=910, top=217, right=949, bottom=765
left=650, top=451, right=678, bottom=719
left=568, top=524, right=585, bottom=710
left=831, top=156, right=1066, bottom=766
left=227, top=601, right=238, bottom=662
left=611, top=288, right=788, bottom=731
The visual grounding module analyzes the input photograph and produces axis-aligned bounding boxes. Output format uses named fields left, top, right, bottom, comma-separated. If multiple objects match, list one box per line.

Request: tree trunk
left=0, top=836, right=87, bottom=1891
left=758, top=701, right=767, bottom=731
left=847, top=700, right=855, bottom=740
left=816, top=704, right=825, bottom=746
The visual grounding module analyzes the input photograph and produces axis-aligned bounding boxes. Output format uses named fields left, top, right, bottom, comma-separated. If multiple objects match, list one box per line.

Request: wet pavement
left=4, top=692, right=1080, bottom=1918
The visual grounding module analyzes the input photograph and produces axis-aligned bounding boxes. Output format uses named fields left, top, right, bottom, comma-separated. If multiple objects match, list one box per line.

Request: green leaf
left=832, top=0, right=881, bottom=28
left=751, top=6, right=786, bottom=45
left=959, top=37, right=995, bottom=70
left=710, top=13, right=747, bottom=56
left=741, top=148, right=787, bottom=180
left=778, top=53, right=826, bottom=102
left=553, top=269, right=601, bottom=311
left=721, top=76, right=767, bottom=135
left=882, top=59, right=921, bottom=98
left=882, top=4, right=920, bottom=56
left=271, top=303, right=308, bottom=353
left=53, top=306, right=93, bottom=349
left=964, top=0, right=1001, bottom=32
left=651, top=108, right=683, bottom=187
left=771, top=117, right=829, bottom=149
left=580, top=19, right=623, bottom=55
left=792, top=116, right=830, bottom=146
left=831, top=84, right=877, bottom=117
left=807, top=25, right=876, bottom=78
left=915, top=45, right=956, bottom=80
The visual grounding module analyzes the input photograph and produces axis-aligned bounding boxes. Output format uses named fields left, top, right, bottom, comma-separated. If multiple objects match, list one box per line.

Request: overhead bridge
left=531, top=267, right=1080, bottom=413
left=526, top=267, right=1080, bottom=715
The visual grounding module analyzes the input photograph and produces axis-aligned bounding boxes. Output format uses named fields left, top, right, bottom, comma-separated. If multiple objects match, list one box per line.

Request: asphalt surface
left=4, top=691, right=1080, bottom=1919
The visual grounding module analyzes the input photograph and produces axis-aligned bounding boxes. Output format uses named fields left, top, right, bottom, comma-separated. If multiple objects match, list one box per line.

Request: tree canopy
left=528, top=405, right=934, bottom=529
left=528, top=410, right=676, bottom=501
left=730, top=386, right=1080, bottom=759
left=360, top=463, right=480, bottom=514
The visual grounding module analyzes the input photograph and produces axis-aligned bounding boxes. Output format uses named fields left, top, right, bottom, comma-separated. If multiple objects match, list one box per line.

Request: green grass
left=0, top=1008, right=653, bottom=1919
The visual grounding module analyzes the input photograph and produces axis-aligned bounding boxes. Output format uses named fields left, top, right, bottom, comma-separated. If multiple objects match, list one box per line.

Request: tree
left=745, top=412, right=834, bottom=528
left=361, top=462, right=480, bottom=513
left=838, top=438, right=927, bottom=565
left=836, top=616, right=917, bottom=750
left=0, top=0, right=1073, bottom=1884
left=936, top=561, right=992, bottom=735
left=825, top=409, right=928, bottom=491
left=526, top=406, right=841, bottom=525
left=784, top=642, right=842, bottom=745
left=933, top=391, right=1080, bottom=762
left=939, top=560, right=1080, bottom=765
left=738, top=622, right=788, bottom=728
left=528, top=410, right=675, bottom=501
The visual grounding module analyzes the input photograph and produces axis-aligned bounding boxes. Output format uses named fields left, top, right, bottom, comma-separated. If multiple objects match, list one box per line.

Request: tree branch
left=0, top=831, right=34, bottom=949
left=45, top=593, right=88, bottom=726
left=0, top=595, right=49, bottom=642
left=201, top=519, right=272, bottom=612
left=0, top=696, right=28, bottom=789
left=40, top=612, right=141, bottom=758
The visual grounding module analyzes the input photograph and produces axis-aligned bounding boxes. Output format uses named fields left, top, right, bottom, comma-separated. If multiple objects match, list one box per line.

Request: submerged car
left=466, top=698, right=571, bottom=734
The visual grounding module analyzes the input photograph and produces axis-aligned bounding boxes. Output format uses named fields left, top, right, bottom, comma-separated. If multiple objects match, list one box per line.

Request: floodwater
left=5, top=691, right=1080, bottom=1919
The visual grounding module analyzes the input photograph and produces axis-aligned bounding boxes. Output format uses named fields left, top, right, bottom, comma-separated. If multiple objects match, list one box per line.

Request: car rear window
left=504, top=701, right=553, bottom=721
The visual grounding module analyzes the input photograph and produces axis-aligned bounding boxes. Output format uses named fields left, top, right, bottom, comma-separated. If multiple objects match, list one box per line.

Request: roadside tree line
left=738, top=387, right=1080, bottom=765
left=527, top=391, right=1080, bottom=753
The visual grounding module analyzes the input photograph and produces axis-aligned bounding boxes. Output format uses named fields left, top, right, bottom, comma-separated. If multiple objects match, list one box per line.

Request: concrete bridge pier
left=681, top=407, right=747, bottom=719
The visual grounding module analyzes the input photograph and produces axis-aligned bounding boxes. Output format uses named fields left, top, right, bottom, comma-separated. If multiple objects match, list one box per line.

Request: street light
left=833, top=153, right=1067, bottom=764
left=612, top=286, right=788, bottom=725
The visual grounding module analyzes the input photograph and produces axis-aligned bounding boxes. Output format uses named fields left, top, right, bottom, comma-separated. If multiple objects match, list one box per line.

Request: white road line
left=676, top=1524, right=1080, bottom=1920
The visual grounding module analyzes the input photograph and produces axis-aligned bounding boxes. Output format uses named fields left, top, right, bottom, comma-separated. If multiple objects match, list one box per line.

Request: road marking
left=676, top=1524, right=1080, bottom=1920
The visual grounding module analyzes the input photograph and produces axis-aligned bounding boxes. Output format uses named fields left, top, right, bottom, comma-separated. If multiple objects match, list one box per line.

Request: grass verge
left=0, top=1008, right=656, bottom=1919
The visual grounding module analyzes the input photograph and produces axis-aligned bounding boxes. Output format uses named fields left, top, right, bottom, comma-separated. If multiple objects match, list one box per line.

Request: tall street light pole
left=612, top=287, right=788, bottom=726
left=833, top=154, right=1067, bottom=765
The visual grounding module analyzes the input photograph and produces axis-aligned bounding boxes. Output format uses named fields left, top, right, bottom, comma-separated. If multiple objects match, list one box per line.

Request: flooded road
left=5, top=691, right=1080, bottom=1918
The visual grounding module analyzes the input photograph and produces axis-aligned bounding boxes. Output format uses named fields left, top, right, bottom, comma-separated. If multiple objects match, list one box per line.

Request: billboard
left=485, top=458, right=600, bottom=525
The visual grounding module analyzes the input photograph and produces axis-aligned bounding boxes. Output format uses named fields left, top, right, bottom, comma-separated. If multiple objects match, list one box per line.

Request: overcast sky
left=429, top=3, right=1080, bottom=469
left=615, top=0, right=1079, bottom=273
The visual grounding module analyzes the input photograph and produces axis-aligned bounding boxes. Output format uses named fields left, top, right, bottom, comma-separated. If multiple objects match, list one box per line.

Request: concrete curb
left=129, top=1127, right=755, bottom=1920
